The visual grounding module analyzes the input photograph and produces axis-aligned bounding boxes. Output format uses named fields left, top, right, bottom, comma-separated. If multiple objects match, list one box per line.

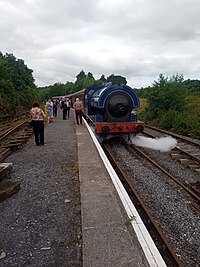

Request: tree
left=76, top=70, right=86, bottom=82
left=87, top=72, right=95, bottom=80
left=0, top=52, right=38, bottom=120
left=152, top=73, right=168, bottom=88
left=146, top=74, right=187, bottom=118
left=107, top=74, right=127, bottom=85
left=65, top=82, right=75, bottom=94
left=184, top=79, right=200, bottom=94
left=99, top=74, right=107, bottom=83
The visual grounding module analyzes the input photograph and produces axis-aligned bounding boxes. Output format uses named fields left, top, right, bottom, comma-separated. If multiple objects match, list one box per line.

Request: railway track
left=103, top=144, right=184, bottom=267
left=145, top=125, right=200, bottom=145
left=145, top=125, right=200, bottom=171
left=0, top=120, right=33, bottom=161
left=103, top=142, right=184, bottom=267
left=143, top=125, right=200, bottom=195
left=0, top=119, right=34, bottom=202
left=102, top=133, right=200, bottom=267
left=128, top=143, right=200, bottom=209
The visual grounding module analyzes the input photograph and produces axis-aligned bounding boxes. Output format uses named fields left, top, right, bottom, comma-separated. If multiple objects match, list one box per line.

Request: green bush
left=153, top=109, right=200, bottom=138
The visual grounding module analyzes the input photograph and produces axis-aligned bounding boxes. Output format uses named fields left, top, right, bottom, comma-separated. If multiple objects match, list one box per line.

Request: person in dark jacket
left=53, top=99, right=58, bottom=118
left=60, top=97, right=67, bottom=120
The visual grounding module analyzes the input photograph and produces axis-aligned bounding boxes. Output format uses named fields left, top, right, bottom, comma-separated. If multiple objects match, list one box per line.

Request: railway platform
left=77, top=122, right=150, bottom=267
left=0, top=110, right=166, bottom=267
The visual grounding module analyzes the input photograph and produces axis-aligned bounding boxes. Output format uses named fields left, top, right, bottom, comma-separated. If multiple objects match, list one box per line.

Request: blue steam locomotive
left=70, top=82, right=145, bottom=139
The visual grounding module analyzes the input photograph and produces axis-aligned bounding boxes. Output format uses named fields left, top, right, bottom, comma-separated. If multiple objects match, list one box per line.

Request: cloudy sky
left=1, top=0, right=200, bottom=88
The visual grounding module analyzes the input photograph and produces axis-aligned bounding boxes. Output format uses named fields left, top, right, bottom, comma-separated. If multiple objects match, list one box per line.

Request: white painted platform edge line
left=84, top=119, right=167, bottom=267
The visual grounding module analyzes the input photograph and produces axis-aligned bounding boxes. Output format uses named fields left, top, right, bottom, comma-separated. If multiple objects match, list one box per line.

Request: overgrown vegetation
left=0, top=52, right=39, bottom=121
left=1, top=51, right=200, bottom=138
left=137, top=74, right=200, bottom=139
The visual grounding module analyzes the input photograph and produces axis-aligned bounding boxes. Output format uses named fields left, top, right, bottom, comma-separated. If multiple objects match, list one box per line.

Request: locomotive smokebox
left=105, top=91, right=133, bottom=122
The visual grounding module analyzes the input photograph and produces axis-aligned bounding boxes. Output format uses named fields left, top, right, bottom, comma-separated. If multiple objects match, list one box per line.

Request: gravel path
left=0, top=111, right=82, bottom=267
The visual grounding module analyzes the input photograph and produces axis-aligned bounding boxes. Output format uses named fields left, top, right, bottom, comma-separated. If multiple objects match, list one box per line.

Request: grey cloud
left=1, top=0, right=200, bottom=87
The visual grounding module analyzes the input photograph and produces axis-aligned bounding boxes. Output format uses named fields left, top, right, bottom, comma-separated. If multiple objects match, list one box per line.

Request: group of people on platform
left=30, top=97, right=84, bottom=146
left=60, top=97, right=71, bottom=120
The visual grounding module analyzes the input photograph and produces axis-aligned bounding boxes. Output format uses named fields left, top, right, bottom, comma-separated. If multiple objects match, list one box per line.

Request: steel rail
left=144, top=129, right=200, bottom=166
left=129, top=144, right=200, bottom=204
left=0, top=120, right=29, bottom=142
left=173, top=147, right=200, bottom=164
left=145, top=125, right=200, bottom=147
left=103, top=143, right=185, bottom=267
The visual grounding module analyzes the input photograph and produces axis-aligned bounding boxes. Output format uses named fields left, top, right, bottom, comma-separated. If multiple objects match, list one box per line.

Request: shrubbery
left=0, top=52, right=38, bottom=121
left=138, top=74, right=200, bottom=139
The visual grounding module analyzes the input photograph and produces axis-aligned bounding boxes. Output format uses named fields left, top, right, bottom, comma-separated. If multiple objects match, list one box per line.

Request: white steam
left=131, top=136, right=177, bottom=152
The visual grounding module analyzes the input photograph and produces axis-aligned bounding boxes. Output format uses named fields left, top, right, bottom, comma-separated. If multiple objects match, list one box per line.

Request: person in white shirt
left=46, top=99, right=53, bottom=123
left=66, top=98, right=71, bottom=118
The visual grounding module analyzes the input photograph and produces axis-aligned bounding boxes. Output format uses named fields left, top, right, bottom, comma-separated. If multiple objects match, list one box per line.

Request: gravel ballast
left=111, top=142, right=200, bottom=267
left=0, top=112, right=82, bottom=267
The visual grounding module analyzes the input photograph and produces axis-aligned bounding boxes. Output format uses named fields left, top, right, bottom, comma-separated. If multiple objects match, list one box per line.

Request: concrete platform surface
left=76, top=124, right=150, bottom=267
